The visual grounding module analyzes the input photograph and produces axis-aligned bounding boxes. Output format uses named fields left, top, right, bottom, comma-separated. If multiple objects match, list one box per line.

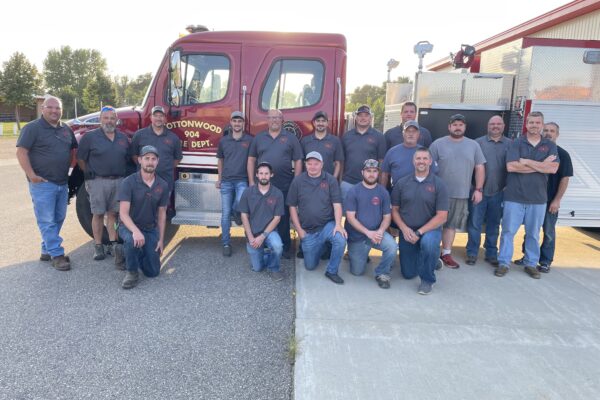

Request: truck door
left=245, top=47, right=339, bottom=139
left=168, top=44, right=241, bottom=170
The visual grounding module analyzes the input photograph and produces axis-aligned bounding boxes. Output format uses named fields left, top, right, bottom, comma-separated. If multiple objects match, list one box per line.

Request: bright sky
left=1, top=0, right=569, bottom=91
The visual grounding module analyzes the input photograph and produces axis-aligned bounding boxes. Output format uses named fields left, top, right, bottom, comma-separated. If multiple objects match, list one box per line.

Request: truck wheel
left=75, top=183, right=110, bottom=244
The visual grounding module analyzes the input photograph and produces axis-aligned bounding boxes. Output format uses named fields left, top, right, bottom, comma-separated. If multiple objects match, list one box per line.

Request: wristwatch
left=415, top=230, right=423, bottom=238
left=475, top=188, right=483, bottom=193
left=262, top=231, right=269, bottom=238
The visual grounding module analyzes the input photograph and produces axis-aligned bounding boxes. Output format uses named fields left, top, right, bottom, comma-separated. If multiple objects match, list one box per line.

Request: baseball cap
left=257, top=161, right=273, bottom=172
left=151, top=105, right=166, bottom=115
left=449, top=113, right=466, bottom=123
left=403, top=120, right=420, bottom=130
left=140, top=145, right=159, bottom=157
left=230, top=111, right=245, bottom=120
left=305, top=151, right=323, bottom=162
left=363, top=159, right=380, bottom=169
left=312, top=111, right=328, bottom=121
left=356, top=105, right=372, bottom=114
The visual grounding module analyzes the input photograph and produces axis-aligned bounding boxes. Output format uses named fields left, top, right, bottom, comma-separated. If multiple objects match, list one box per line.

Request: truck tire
left=75, top=183, right=110, bottom=244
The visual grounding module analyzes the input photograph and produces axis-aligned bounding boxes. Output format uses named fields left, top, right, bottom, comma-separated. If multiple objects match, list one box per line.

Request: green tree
left=43, top=46, right=109, bottom=117
left=82, top=73, right=116, bottom=112
left=0, top=52, right=41, bottom=129
left=113, top=73, right=152, bottom=106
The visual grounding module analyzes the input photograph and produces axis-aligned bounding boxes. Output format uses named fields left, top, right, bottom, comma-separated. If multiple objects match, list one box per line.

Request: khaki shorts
left=444, top=198, right=469, bottom=231
left=85, top=177, right=123, bottom=214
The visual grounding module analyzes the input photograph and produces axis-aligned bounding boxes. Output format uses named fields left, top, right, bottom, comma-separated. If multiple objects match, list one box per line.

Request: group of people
left=17, top=96, right=182, bottom=289
left=17, top=96, right=572, bottom=294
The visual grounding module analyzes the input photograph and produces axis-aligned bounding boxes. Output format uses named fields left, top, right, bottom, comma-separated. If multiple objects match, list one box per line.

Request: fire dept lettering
left=166, top=119, right=223, bottom=134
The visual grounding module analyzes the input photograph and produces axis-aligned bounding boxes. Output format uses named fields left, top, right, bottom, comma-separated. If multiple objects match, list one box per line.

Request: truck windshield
left=180, top=54, right=230, bottom=105
left=261, top=59, right=324, bottom=110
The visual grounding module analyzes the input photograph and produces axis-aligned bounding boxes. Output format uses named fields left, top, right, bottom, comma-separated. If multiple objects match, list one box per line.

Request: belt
left=98, top=176, right=123, bottom=180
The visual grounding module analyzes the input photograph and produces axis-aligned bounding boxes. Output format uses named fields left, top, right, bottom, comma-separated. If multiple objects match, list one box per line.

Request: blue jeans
left=347, top=232, right=396, bottom=276
left=301, top=221, right=346, bottom=274
left=118, top=225, right=161, bottom=277
left=246, top=231, right=283, bottom=272
left=220, top=180, right=248, bottom=245
left=277, top=190, right=292, bottom=252
left=28, top=182, right=68, bottom=257
left=498, top=201, right=546, bottom=267
left=520, top=207, right=559, bottom=266
left=398, top=228, right=441, bottom=284
left=466, top=191, right=503, bottom=259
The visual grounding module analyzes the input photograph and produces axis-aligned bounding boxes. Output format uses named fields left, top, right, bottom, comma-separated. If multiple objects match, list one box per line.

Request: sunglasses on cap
left=101, top=106, right=116, bottom=112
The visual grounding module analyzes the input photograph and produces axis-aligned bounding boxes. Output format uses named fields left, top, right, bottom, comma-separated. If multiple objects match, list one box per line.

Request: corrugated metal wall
left=480, top=39, right=523, bottom=74
left=531, top=9, right=600, bottom=40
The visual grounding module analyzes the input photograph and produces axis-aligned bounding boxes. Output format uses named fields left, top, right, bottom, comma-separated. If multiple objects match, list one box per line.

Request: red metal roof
left=427, top=0, right=600, bottom=71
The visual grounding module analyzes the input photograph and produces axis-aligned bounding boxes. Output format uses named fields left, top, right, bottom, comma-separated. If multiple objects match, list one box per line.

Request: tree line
left=0, top=47, right=152, bottom=128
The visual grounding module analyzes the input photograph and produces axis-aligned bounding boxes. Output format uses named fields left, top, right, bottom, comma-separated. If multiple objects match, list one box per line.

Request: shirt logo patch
left=153, top=186, right=163, bottom=195
left=371, top=196, right=381, bottom=206
left=324, top=143, right=333, bottom=149
left=267, top=197, right=277, bottom=206
left=118, top=139, right=128, bottom=147
left=164, top=138, right=172, bottom=145
left=425, top=184, right=435, bottom=193
left=537, top=145, right=549, bottom=153
left=320, top=181, right=329, bottom=190
left=279, top=137, right=288, bottom=144
left=241, top=142, right=249, bottom=148
left=367, top=137, right=376, bottom=144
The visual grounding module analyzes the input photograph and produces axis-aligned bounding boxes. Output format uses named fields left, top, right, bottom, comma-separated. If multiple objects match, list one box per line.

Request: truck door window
left=261, top=60, right=324, bottom=110
left=180, top=54, right=230, bottom=105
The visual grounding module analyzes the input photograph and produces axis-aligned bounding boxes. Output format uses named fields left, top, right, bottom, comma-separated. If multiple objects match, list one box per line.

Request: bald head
left=41, top=96, right=63, bottom=126
left=487, top=115, right=505, bottom=139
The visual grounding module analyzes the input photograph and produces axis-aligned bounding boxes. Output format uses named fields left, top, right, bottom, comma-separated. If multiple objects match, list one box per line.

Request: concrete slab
left=294, top=242, right=600, bottom=400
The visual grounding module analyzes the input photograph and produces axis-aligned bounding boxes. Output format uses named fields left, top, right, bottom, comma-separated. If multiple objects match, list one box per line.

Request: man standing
left=430, top=114, right=486, bottom=269
left=288, top=152, right=347, bottom=284
left=247, top=109, right=303, bottom=259
left=118, top=146, right=170, bottom=289
left=131, top=106, right=182, bottom=194
left=495, top=111, right=559, bottom=279
left=238, top=162, right=285, bottom=281
left=514, top=121, right=572, bottom=273
left=392, top=148, right=449, bottom=295
left=465, top=116, right=511, bottom=266
left=16, top=96, right=77, bottom=271
left=384, top=102, right=433, bottom=149
left=341, top=105, right=387, bottom=200
left=216, top=111, right=253, bottom=257
left=77, top=106, right=130, bottom=265
left=345, top=160, right=396, bottom=289
left=301, top=111, right=344, bottom=178
left=381, top=120, right=423, bottom=188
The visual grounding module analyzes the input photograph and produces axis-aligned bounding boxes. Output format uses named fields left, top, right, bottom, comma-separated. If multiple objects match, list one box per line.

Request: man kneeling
left=238, top=162, right=285, bottom=281
left=118, top=145, right=169, bottom=289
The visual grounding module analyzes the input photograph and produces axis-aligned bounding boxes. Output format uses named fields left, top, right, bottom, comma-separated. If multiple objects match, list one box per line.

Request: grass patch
left=288, top=335, right=300, bottom=364
left=0, top=122, right=20, bottom=136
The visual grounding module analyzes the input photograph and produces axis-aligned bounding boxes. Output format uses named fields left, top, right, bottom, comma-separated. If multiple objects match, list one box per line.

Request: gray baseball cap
left=305, top=151, right=323, bottom=162
left=230, top=111, right=245, bottom=120
left=140, top=145, right=159, bottom=157
left=151, top=105, right=165, bottom=115
left=403, top=120, right=420, bottom=130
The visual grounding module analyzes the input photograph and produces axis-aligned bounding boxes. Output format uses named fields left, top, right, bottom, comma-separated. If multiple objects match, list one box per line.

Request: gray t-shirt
left=216, top=133, right=253, bottom=181
left=77, top=128, right=130, bottom=178
left=16, top=117, right=78, bottom=185
left=238, top=184, right=285, bottom=237
left=475, top=135, right=511, bottom=196
left=430, top=136, right=486, bottom=199
left=286, top=171, right=342, bottom=233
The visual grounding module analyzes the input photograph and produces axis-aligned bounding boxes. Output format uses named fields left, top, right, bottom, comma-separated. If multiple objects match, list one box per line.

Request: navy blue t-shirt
left=77, top=128, right=130, bottom=178
left=217, top=133, right=253, bottom=181
left=547, top=145, right=573, bottom=204
left=238, top=184, right=285, bottom=237
left=118, top=172, right=170, bottom=230
left=344, top=183, right=391, bottom=242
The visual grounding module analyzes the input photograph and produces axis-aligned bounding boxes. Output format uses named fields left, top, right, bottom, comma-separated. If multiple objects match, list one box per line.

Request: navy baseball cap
left=449, top=113, right=466, bottom=123
left=312, top=111, right=328, bottom=121
left=356, top=105, right=372, bottom=114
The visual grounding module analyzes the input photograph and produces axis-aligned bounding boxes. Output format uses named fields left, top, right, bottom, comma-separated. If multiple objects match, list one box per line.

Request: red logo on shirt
left=153, top=186, right=163, bottom=195
left=279, top=137, right=288, bottom=144
left=367, top=137, right=376, bottom=144
left=324, top=143, right=333, bottom=149
left=320, top=181, right=329, bottom=190
left=538, top=145, right=549, bottom=153
left=118, top=139, right=128, bottom=147
left=241, top=142, right=249, bottom=148
left=425, top=184, right=435, bottom=193
left=267, top=196, right=277, bottom=207
left=163, top=138, right=172, bottom=145
left=371, top=196, right=381, bottom=206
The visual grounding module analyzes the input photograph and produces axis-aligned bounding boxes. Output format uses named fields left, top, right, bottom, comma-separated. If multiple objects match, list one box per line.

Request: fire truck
left=68, top=30, right=347, bottom=238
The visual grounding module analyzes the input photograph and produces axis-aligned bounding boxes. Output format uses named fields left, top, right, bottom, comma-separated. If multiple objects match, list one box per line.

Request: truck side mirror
left=169, top=50, right=183, bottom=107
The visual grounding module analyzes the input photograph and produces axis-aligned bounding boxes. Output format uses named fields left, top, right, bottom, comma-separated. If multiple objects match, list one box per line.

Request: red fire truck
left=68, top=31, right=347, bottom=238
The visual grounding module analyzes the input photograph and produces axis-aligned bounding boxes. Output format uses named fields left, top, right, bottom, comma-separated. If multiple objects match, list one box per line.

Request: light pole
left=387, top=59, right=399, bottom=83
left=413, top=41, right=434, bottom=106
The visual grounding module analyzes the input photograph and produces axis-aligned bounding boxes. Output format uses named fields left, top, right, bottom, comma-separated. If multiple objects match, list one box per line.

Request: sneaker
left=223, top=244, right=232, bottom=257
left=122, top=271, right=139, bottom=289
left=494, top=264, right=509, bottom=277
left=114, top=244, right=126, bottom=270
left=417, top=281, right=433, bottom=295
left=105, top=243, right=114, bottom=256
left=485, top=256, right=499, bottom=267
left=233, top=212, right=243, bottom=226
left=513, top=257, right=525, bottom=266
left=375, top=274, right=391, bottom=289
left=270, top=271, right=284, bottom=282
left=93, top=244, right=105, bottom=261
left=524, top=266, right=541, bottom=279
left=51, top=255, right=71, bottom=271
left=466, top=255, right=477, bottom=265
left=40, top=253, right=51, bottom=262
left=440, top=254, right=460, bottom=269
left=537, top=264, right=550, bottom=273
left=296, top=248, right=304, bottom=259
left=325, top=272, right=344, bottom=285
left=435, top=258, right=443, bottom=271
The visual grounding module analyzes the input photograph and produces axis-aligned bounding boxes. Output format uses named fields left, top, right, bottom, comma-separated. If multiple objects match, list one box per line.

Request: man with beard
left=465, top=116, right=511, bottom=266
left=77, top=106, right=130, bottom=264
left=392, top=148, right=449, bottom=295
left=384, top=102, right=433, bottom=149
left=345, top=159, right=396, bottom=289
left=131, top=106, right=182, bottom=194
left=496, top=112, right=560, bottom=279
left=118, top=146, right=170, bottom=289
left=288, top=152, right=347, bottom=284
left=216, top=111, right=253, bottom=257
left=247, top=109, right=303, bottom=259
left=430, top=114, right=486, bottom=269
left=16, top=96, right=77, bottom=271
left=341, top=105, right=387, bottom=200
left=238, top=162, right=285, bottom=281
